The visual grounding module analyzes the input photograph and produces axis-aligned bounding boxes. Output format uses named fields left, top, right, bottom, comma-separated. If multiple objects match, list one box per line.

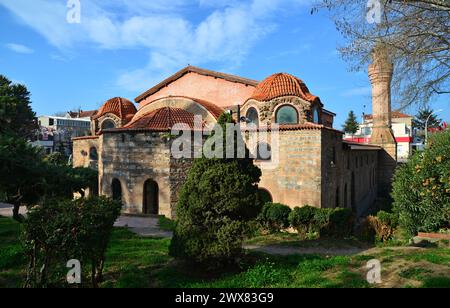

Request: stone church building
left=73, top=51, right=397, bottom=219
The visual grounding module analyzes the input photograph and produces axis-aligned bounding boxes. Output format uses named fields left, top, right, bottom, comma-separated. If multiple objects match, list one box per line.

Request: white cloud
left=1, top=0, right=313, bottom=92
left=5, top=43, right=34, bottom=54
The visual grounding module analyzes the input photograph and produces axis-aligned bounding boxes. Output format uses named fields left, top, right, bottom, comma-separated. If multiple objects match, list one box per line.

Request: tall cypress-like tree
left=342, top=110, right=359, bottom=137
left=169, top=113, right=262, bottom=268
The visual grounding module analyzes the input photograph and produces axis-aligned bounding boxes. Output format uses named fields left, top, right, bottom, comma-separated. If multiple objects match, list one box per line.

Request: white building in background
left=33, top=115, right=92, bottom=155
left=344, top=111, right=414, bottom=162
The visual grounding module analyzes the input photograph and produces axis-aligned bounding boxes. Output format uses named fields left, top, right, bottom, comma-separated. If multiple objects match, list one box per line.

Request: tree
left=413, top=108, right=442, bottom=139
left=0, top=133, right=98, bottom=221
left=169, top=113, right=262, bottom=267
left=318, top=1, right=449, bottom=109
left=0, top=75, right=38, bottom=139
left=392, top=130, right=450, bottom=236
left=0, top=133, right=46, bottom=221
left=342, top=110, right=360, bottom=136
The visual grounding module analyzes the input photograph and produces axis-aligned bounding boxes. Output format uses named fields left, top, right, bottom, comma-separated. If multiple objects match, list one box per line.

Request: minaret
left=368, top=44, right=397, bottom=196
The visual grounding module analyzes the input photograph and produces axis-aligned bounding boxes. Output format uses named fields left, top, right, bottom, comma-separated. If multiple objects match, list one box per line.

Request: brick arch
left=96, top=113, right=122, bottom=133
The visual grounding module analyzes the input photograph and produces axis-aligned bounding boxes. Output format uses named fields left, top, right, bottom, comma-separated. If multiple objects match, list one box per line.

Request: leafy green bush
left=376, top=210, right=399, bottom=228
left=23, top=197, right=122, bottom=288
left=169, top=113, right=262, bottom=268
left=392, top=130, right=450, bottom=236
left=322, top=208, right=353, bottom=238
left=289, top=206, right=318, bottom=235
left=260, top=203, right=292, bottom=232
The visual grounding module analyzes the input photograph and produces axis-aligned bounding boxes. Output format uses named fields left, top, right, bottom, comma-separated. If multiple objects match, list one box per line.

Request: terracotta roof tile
left=250, top=73, right=319, bottom=103
left=244, top=122, right=343, bottom=133
left=140, top=96, right=224, bottom=120
left=364, top=111, right=412, bottom=120
left=123, top=107, right=199, bottom=131
left=92, top=97, right=137, bottom=121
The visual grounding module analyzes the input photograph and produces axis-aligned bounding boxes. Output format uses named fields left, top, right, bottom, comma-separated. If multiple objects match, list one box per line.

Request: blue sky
left=0, top=0, right=448, bottom=128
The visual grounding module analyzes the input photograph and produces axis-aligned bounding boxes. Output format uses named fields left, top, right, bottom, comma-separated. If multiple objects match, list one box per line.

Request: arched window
left=257, top=188, right=273, bottom=205
left=246, top=107, right=259, bottom=126
left=313, top=107, right=320, bottom=124
left=102, top=119, right=116, bottom=130
left=89, top=147, right=98, bottom=160
left=275, top=105, right=298, bottom=124
left=143, top=180, right=159, bottom=215
left=112, top=179, right=122, bottom=201
left=256, top=143, right=272, bottom=161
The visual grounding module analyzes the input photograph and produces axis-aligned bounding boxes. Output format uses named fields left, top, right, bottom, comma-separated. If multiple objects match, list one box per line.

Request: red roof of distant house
left=68, top=110, right=97, bottom=118
left=123, top=107, right=201, bottom=131
left=250, top=73, right=320, bottom=103
left=92, top=97, right=137, bottom=122
left=364, top=111, right=412, bottom=120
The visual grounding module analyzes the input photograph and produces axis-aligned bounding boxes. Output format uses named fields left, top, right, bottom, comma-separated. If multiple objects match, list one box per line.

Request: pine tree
left=342, top=111, right=359, bottom=136
left=169, top=113, right=262, bottom=267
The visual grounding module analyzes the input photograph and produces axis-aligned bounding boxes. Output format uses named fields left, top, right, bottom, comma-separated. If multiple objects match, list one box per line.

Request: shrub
left=361, top=216, right=395, bottom=243
left=260, top=203, right=292, bottom=232
left=376, top=210, right=399, bottom=229
left=289, top=206, right=318, bottom=235
left=322, top=208, right=354, bottom=238
left=359, top=211, right=398, bottom=243
left=169, top=113, right=262, bottom=268
left=392, top=130, right=450, bottom=236
left=23, top=196, right=122, bottom=288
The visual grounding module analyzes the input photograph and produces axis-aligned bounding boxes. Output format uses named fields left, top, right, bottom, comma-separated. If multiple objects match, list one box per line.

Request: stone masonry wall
left=256, top=129, right=323, bottom=208
left=72, top=137, right=100, bottom=169
left=321, top=130, right=378, bottom=214
left=100, top=132, right=173, bottom=217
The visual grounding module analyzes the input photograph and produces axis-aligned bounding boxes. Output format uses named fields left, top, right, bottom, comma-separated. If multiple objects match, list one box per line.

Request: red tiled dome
left=93, top=97, right=137, bottom=121
left=124, top=107, right=199, bottom=131
left=250, top=73, right=319, bottom=103
left=138, top=96, right=224, bottom=120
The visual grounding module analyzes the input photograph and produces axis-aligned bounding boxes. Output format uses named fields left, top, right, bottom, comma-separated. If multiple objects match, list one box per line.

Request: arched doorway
left=112, top=179, right=122, bottom=201
left=143, top=180, right=159, bottom=215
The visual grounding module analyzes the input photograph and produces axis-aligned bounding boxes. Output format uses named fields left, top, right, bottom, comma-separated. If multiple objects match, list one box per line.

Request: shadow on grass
left=102, top=228, right=371, bottom=288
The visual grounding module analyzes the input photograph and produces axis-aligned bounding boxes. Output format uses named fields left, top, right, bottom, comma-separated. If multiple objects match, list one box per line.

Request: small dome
left=93, top=97, right=137, bottom=121
left=250, top=73, right=319, bottom=102
left=124, top=107, right=199, bottom=131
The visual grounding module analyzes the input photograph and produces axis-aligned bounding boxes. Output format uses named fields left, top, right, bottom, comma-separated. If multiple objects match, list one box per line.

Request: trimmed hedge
left=259, top=203, right=291, bottom=232
left=289, top=206, right=353, bottom=238
left=288, top=206, right=318, bottom=235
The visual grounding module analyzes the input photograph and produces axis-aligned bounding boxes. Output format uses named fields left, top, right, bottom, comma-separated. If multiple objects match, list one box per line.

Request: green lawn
left=1, top=216, right=449, bottom=288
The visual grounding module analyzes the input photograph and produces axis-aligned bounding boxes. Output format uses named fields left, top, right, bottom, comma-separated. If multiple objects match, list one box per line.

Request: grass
left=157, top=216, right=176, bottom=232
left=1, top=216, right=449, bottom=288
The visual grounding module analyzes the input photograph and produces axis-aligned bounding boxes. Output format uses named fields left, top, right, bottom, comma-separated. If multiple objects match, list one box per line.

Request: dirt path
left=244, top=244, right=371, bottom=256
left=114, top=215, right=173, bottom=238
